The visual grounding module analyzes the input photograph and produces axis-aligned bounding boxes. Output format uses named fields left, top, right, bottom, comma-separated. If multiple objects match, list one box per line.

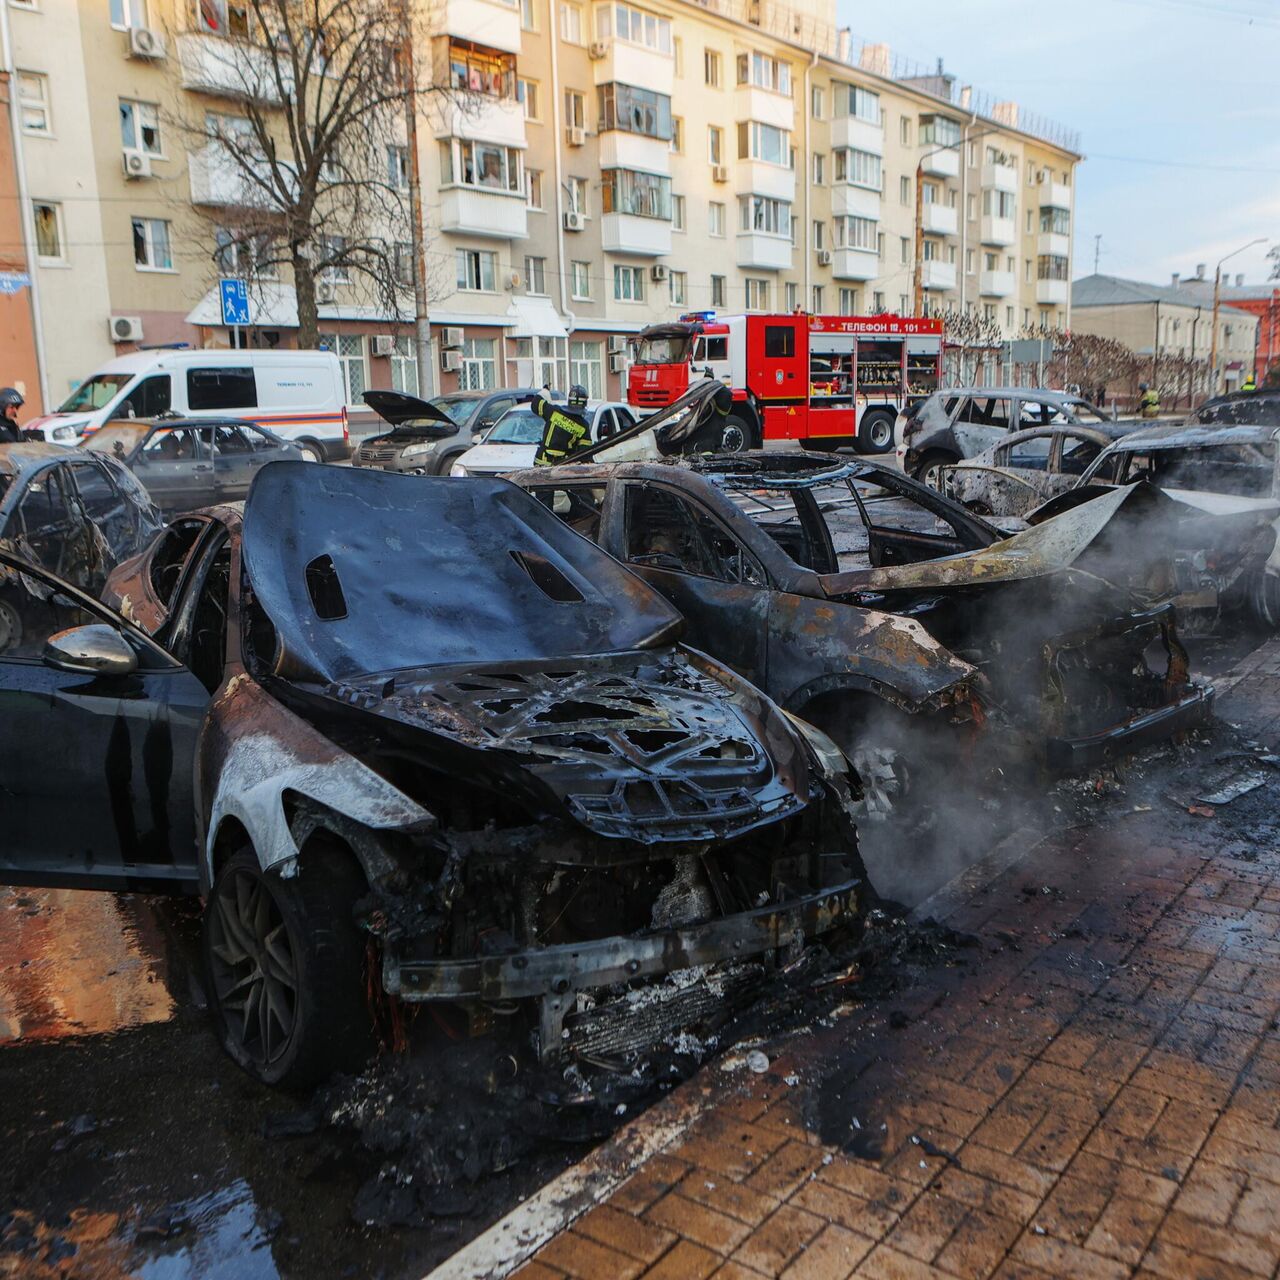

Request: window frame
left=131, top=215, right=174, bottom=273
left=16, top=71, right=50, bottom=137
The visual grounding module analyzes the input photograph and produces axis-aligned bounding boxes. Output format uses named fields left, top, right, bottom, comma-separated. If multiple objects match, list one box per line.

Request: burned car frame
left=510, top=452, right=1212, bottom=792
left=0, top=463, right=864, bottom=1087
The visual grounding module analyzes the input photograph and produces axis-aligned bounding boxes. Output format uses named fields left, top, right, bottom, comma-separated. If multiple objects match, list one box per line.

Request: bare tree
left=183, top=0, right=423, bottom=348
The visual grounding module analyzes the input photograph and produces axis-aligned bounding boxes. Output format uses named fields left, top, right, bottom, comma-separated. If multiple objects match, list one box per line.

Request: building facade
left=5, top=0, right=1081, bottom=415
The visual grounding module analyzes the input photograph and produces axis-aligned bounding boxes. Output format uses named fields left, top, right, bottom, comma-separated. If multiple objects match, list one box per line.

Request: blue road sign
left=219, top=277, right=251, bottom=327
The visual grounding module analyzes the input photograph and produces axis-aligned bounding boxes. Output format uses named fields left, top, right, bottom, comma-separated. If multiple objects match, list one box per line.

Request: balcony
left=832, top=184, right=879, bottom=219
left=599, top=131, right=670, bottom=173
left=1036, top=279, right=1069, bottom=305
left=433, top=0, right=521, bottom=54
left=981, top=215, right=1016, bottom=247
left=830, top=116, right=883, bottom=155
left=734, top=86, right=793, bottom=132
left=921, top=203, right=957, bottom=236
left=981, top=161, right=1018, bottom=193
left=1040, top=179, right=1071, bottom=210
left=188, top=144, right=292, bottom=209
left=590, top=41, right=674, bottom=96
left=602, top=213, right=671, bottom=256
left=737, top=161, right=794, bottom=202
left=832, top=248, right=877, bottom=281
left=439, top=187, right=528, bottom=239
left=736, top=233, right=791, bottom=271
left=979, top=269, right=1014, bottom=298
left=177, top=32, right=288, bottom=102
left=921, top=260, right=957, bottom=291
left=433, top=96, right=526, bottom=147
left=919, top=147, right=959, bottom=179
left=1037, top=231, right=1070, bottom=257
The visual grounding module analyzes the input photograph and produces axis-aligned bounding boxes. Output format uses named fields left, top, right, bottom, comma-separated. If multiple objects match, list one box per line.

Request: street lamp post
left=1209, top=238, right=1266, bottom=396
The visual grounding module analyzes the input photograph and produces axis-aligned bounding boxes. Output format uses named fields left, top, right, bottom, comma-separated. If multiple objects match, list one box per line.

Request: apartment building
left=5, top=0, right=1081, bottom=409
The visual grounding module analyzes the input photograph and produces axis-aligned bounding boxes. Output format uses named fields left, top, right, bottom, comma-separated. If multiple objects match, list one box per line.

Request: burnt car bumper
left=1046, top=684, right=1213, bottom=771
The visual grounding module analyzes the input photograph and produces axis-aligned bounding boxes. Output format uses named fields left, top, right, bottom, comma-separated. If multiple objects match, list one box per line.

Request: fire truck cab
left=626, top=312, right=944, bottom=455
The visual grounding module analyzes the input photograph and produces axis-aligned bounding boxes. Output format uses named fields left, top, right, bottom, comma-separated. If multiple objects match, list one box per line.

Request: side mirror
left=43, top=624, right=138, bottom=676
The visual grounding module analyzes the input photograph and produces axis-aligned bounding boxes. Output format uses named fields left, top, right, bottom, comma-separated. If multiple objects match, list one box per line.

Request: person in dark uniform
left=0, top=388, right=30, bottom=443
left=533, top=384, right=591, bottom=466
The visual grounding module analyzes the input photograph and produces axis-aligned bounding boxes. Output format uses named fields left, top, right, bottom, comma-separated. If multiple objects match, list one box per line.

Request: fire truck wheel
left=856, top=410, right=896, bottom=455
left=716, top=415, right=754, bottom=453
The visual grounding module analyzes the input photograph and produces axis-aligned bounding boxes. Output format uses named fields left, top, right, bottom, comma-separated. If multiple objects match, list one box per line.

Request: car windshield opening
left=57, top=373, right=133, bottom=414
left=485, top=410, right=544, bottom=445
left=429, top=396, right=482, bottom=427
left=82, top=426, right=142, bottom=457
left=1136, top=443, right=1276, bottom=498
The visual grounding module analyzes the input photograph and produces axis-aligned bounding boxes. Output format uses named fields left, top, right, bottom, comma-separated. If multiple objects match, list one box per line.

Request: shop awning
left=505, top=295, right=568, bottom=339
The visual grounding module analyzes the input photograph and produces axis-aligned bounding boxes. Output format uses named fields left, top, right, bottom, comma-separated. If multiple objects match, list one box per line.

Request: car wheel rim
left=850, top=746, right=908, bottom=820
left=300, top=448, right=319, bottom=463
left=868, top=419, right=891, bottom=449
left=208, top=869, right=298, bottom=1068
left=721, top=424, right=746, bottom=452
left=922, top=463, right=943, bottom=490
left=0, top=600, right=20, bottom=654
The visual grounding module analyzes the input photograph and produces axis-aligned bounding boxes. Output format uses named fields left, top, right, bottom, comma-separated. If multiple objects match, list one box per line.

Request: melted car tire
left=203, top=847, right=372, bottom=1090
left=912, top=450, right=956, bottom=491
left=1250, top=570, right=1280, bottom=628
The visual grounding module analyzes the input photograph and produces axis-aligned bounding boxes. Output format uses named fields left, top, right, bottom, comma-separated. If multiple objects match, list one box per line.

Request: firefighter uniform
left=1242, top=374, right=1258, bottom=392
left=1138, top=384, right=1160, bottom=418
left=532, top=393, right=591, bottom=466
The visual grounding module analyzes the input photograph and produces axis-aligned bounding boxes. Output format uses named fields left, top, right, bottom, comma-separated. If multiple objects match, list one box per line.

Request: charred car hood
left=242, top=464, right=812, bottom=844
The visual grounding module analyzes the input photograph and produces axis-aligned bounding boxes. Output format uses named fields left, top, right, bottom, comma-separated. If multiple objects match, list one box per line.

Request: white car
left=450, top=400, right=636, bottom=476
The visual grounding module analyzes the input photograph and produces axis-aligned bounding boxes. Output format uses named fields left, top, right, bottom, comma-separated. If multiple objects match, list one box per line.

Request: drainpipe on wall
left=958, top=110, right=977, bottom=317
left=549, top=1, right=570, bottom=336
left=0, top=1, right=49, bottom=411
left=802, top=51, right=818, bottom=310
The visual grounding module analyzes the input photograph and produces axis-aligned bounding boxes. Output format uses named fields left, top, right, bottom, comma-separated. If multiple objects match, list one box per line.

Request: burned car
left=0, top=463, right=863, bottom=1087
left=511, top=452, right=1212, bottom=803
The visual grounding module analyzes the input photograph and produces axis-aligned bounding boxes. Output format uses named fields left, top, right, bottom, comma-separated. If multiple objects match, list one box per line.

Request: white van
left=27, top=348, right=350, bottom=461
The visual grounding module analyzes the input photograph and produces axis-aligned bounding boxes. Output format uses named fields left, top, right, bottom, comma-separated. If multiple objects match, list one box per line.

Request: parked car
left=353, top=388, right=547, bottom=475
left=943, top=422, right=1144, bottom=517
left=0, top=444, right=163, bottom=642
left=24, top=348, right=351, bottom=461
left=450, top=400, right=637, bottom=476
left=1187, top=390, right=1280, bottom=427
left=896, top=388, right=1122, bottom=487
left=510, top=451, right=1211, bottom=805
left=0, top=463, right=865, bottom=1087
left=82, top=418, right=304, bottom=515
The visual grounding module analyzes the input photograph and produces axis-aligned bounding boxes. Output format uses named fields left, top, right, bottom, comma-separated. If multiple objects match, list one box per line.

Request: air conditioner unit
left=371, top=334, right=395, bottom=357
left=109, top=315, right=144, bottom=343
left=316, top=281, right=336, bottom=303
left=588, top=41, right=609, bottom=59
left=505, top=270, right=522, bottom=291
left=563, top=210, right=585, bottom=231
left=128, top=27, right=166, bottom=59
left=441, top=349, right=463, bottom=372
left=650, top=263, right=668, bottom=282
left=566, top=126, right=586, bottom=147
left=122, top=150, right=153, bottom=180
left=711, top=164, right=729, bottom=183
left=608, top=351, right=627, bottom=373
left=442, top=326, right=464, bottom=349
left=817, top=248, right=832, bottom=266
left=608, top=336, right=628, bottom=352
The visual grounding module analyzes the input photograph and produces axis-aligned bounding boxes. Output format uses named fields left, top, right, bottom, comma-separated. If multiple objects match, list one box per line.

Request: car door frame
left=132, top=422, right=215, bottom=513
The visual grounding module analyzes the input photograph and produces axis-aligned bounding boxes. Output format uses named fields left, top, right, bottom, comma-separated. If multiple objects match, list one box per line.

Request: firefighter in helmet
left=533, top=384, right=591, bottom=466
left=1242, top=372, right=1258, bottom=393
left=1138, top=382, right=1160, bottom=419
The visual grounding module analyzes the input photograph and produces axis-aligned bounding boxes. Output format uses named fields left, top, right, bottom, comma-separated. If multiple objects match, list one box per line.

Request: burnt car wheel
left=203, top=847, right=371, bottom=1089
left=0, top=597, right=21, bottom=655
left=1250, top=570, right=1280, bottom=628
left=913, top=450, right=956, bottom=491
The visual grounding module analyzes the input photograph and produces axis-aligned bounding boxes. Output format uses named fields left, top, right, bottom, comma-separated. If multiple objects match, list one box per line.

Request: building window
left=834, top=83, right=880, bottom=124
left=570, top=261, right=591, bottom=299
left=738, top=194, right=789, bottom=237
left=526, top=169, right=543, bottom=209
left=899, top=175, right=910, bottom=205
left=110, top=0, right=150, bottom=28
left=876, top=231, right=885, bottom=261
left=602, top=169, right=671, bottom=219
left=17, top=73, right=50, bottom=136
left=983, top=303, right=996, bottom=323
left=839, top=287, right=858, bottom=315
left=785, top=282, right=799, bottom=310
left=215, top=228, right=277, bottom=280
left=524, top=255, right=547, bottom=294
left=519, top=78, right=540, bottom=120
left=834, top=216, right=876, bottom=251
left=737, top=120, right=789, bottom=166
left=1037, top=255, right=1069, bottom=281
left=704, top=48, right=722, bottom=87
left=1039, top=207, right=1070, bottom=235
left=670, top=270, right=687, bottom=306
left=596, top=82, right=672, bottom=139
left=132, top=216, right=172, bottom=271
left=811, top=86, right=824, bottom=118
left=983, top=190, right=1016, bottom=219
left=812, top=152, right=825, bottom=185
left=559, top=1, right=583, bottom=43
left=318, top=334, right=367, bottom=405
left=711, top=274, right=726, bottom=307
left=736, top=52, right=791, bottom=95
left=872, top=290, right=885, bottom=312
left=614, top=264, right=645, bottom=301
left=900, top=116, right=911, bottom=145
left=32, top=201, right=63, bottom=263
left=744, top=277, right=769, bottom=310
left=709, top=201, right=725, bottom=236
left=319, top=234, right=350, bottom=283
left=812, top=220, right=825, bottom=250
left=1006, top=306, right=1015, bottom=328
left=1024, top=258, right=1033, bottom=283
left=1007, top=254, right=1016, bottom=272
left=387, top=144, right=410, bottom=189
left=671, top=116, right=683, bottom=153
left=564, top=89, right=585, bottom=129
left=390, top=336, right=419, bottom=397
left=673, top=36, right=683, bottom=76
left=965, top=248, right=975, bottom=275
left=596, top=2, right=673, bottom=54
left=392, top=242, right=413, bottom=288
left=899, top=236, right=909, bottom=265
left=566, top=176, right=587, bottom=215
left=461, top=337, right=497, bottom=391
left=672, top=194, right=685, bottom=230
left=448, top=42, right=516, bottom=98
left=455, top=248, right=496, bottom=291
left=570, top=340, right=603, bottom=397
left=812, top=285, right=824, bottom=312
left=833, top=147, right=880, bottom=189
left=440, top=139, right=523, bottom=192
left=707, top=125, right=722, bottom=165
left=119, top=99, right=163, bottom=154
left=919, top=114, right=961, bottom=147
left=521, top=0, right=538, bottom=30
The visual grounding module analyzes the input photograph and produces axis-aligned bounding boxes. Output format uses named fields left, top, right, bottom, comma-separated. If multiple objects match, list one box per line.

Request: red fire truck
left=626, top=312, right=944, bottom=454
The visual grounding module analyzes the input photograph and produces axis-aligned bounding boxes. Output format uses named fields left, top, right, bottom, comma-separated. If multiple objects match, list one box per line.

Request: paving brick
left=1033, top=1172, right=1112, bottom=1243
left=679, top=1124, right=789, bottom=1182
left=820, top=1159, right=913, bottom=1214
left=792, top=1178, right=903, bottom=1238
left=611, top=1155, right=693, bottom=1214
left=537, top=1230, right=646, bottom=1280
left=745, top=1140, right=827, bottom=1200
left=780, top=1225, right=875, bottom=1280
left=645, top=1193, right=754, bottom=1256
left=882, top=1193, right=968, bottom=1263
left=641, top=1240, right=722, bottom=1280
left=1083, top=1195, right=1165, bottom=1266
left=930, top=1166, right=1040, bottom=1224
left=1157, top=1208, right=1280, bottom=1275
left=951, top=1143, right=1056, bottom=1201
left=1171, top=1162, right=1246, bottom=1226
left=731, top=1204, right=825, bottom=1276
left=1230, top=1179, right=1280, bottom=1237
left=676, top=1168, right=780, bottom=1227
left=510, top=1262, right=565, bottom=1280
left=854, top=1244, right=956, bottom=1279
left=1009, top=1231, right=1131, bottom=1280
left=1100, top=1086, right=1170, bottom=1140
left=932, top=1208, right=1021, bottom=1279
left=573, top=1204, right=678, bottom=1264
left=1139, top=1235, right=1264, bottom=1280
left=1015, top=1112, right=1094, bottom=1173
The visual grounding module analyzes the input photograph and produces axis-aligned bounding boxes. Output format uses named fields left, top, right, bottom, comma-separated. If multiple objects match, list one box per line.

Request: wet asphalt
left=0, top=628, right=1264, bottom=1280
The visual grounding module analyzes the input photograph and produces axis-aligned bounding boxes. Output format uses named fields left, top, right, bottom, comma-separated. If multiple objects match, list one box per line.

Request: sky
left=835, top=0, right=1280, bottom=288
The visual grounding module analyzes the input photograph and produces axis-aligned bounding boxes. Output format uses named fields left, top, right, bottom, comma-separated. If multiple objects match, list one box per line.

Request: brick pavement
left=502, top=639, right=1280, bottom=1280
